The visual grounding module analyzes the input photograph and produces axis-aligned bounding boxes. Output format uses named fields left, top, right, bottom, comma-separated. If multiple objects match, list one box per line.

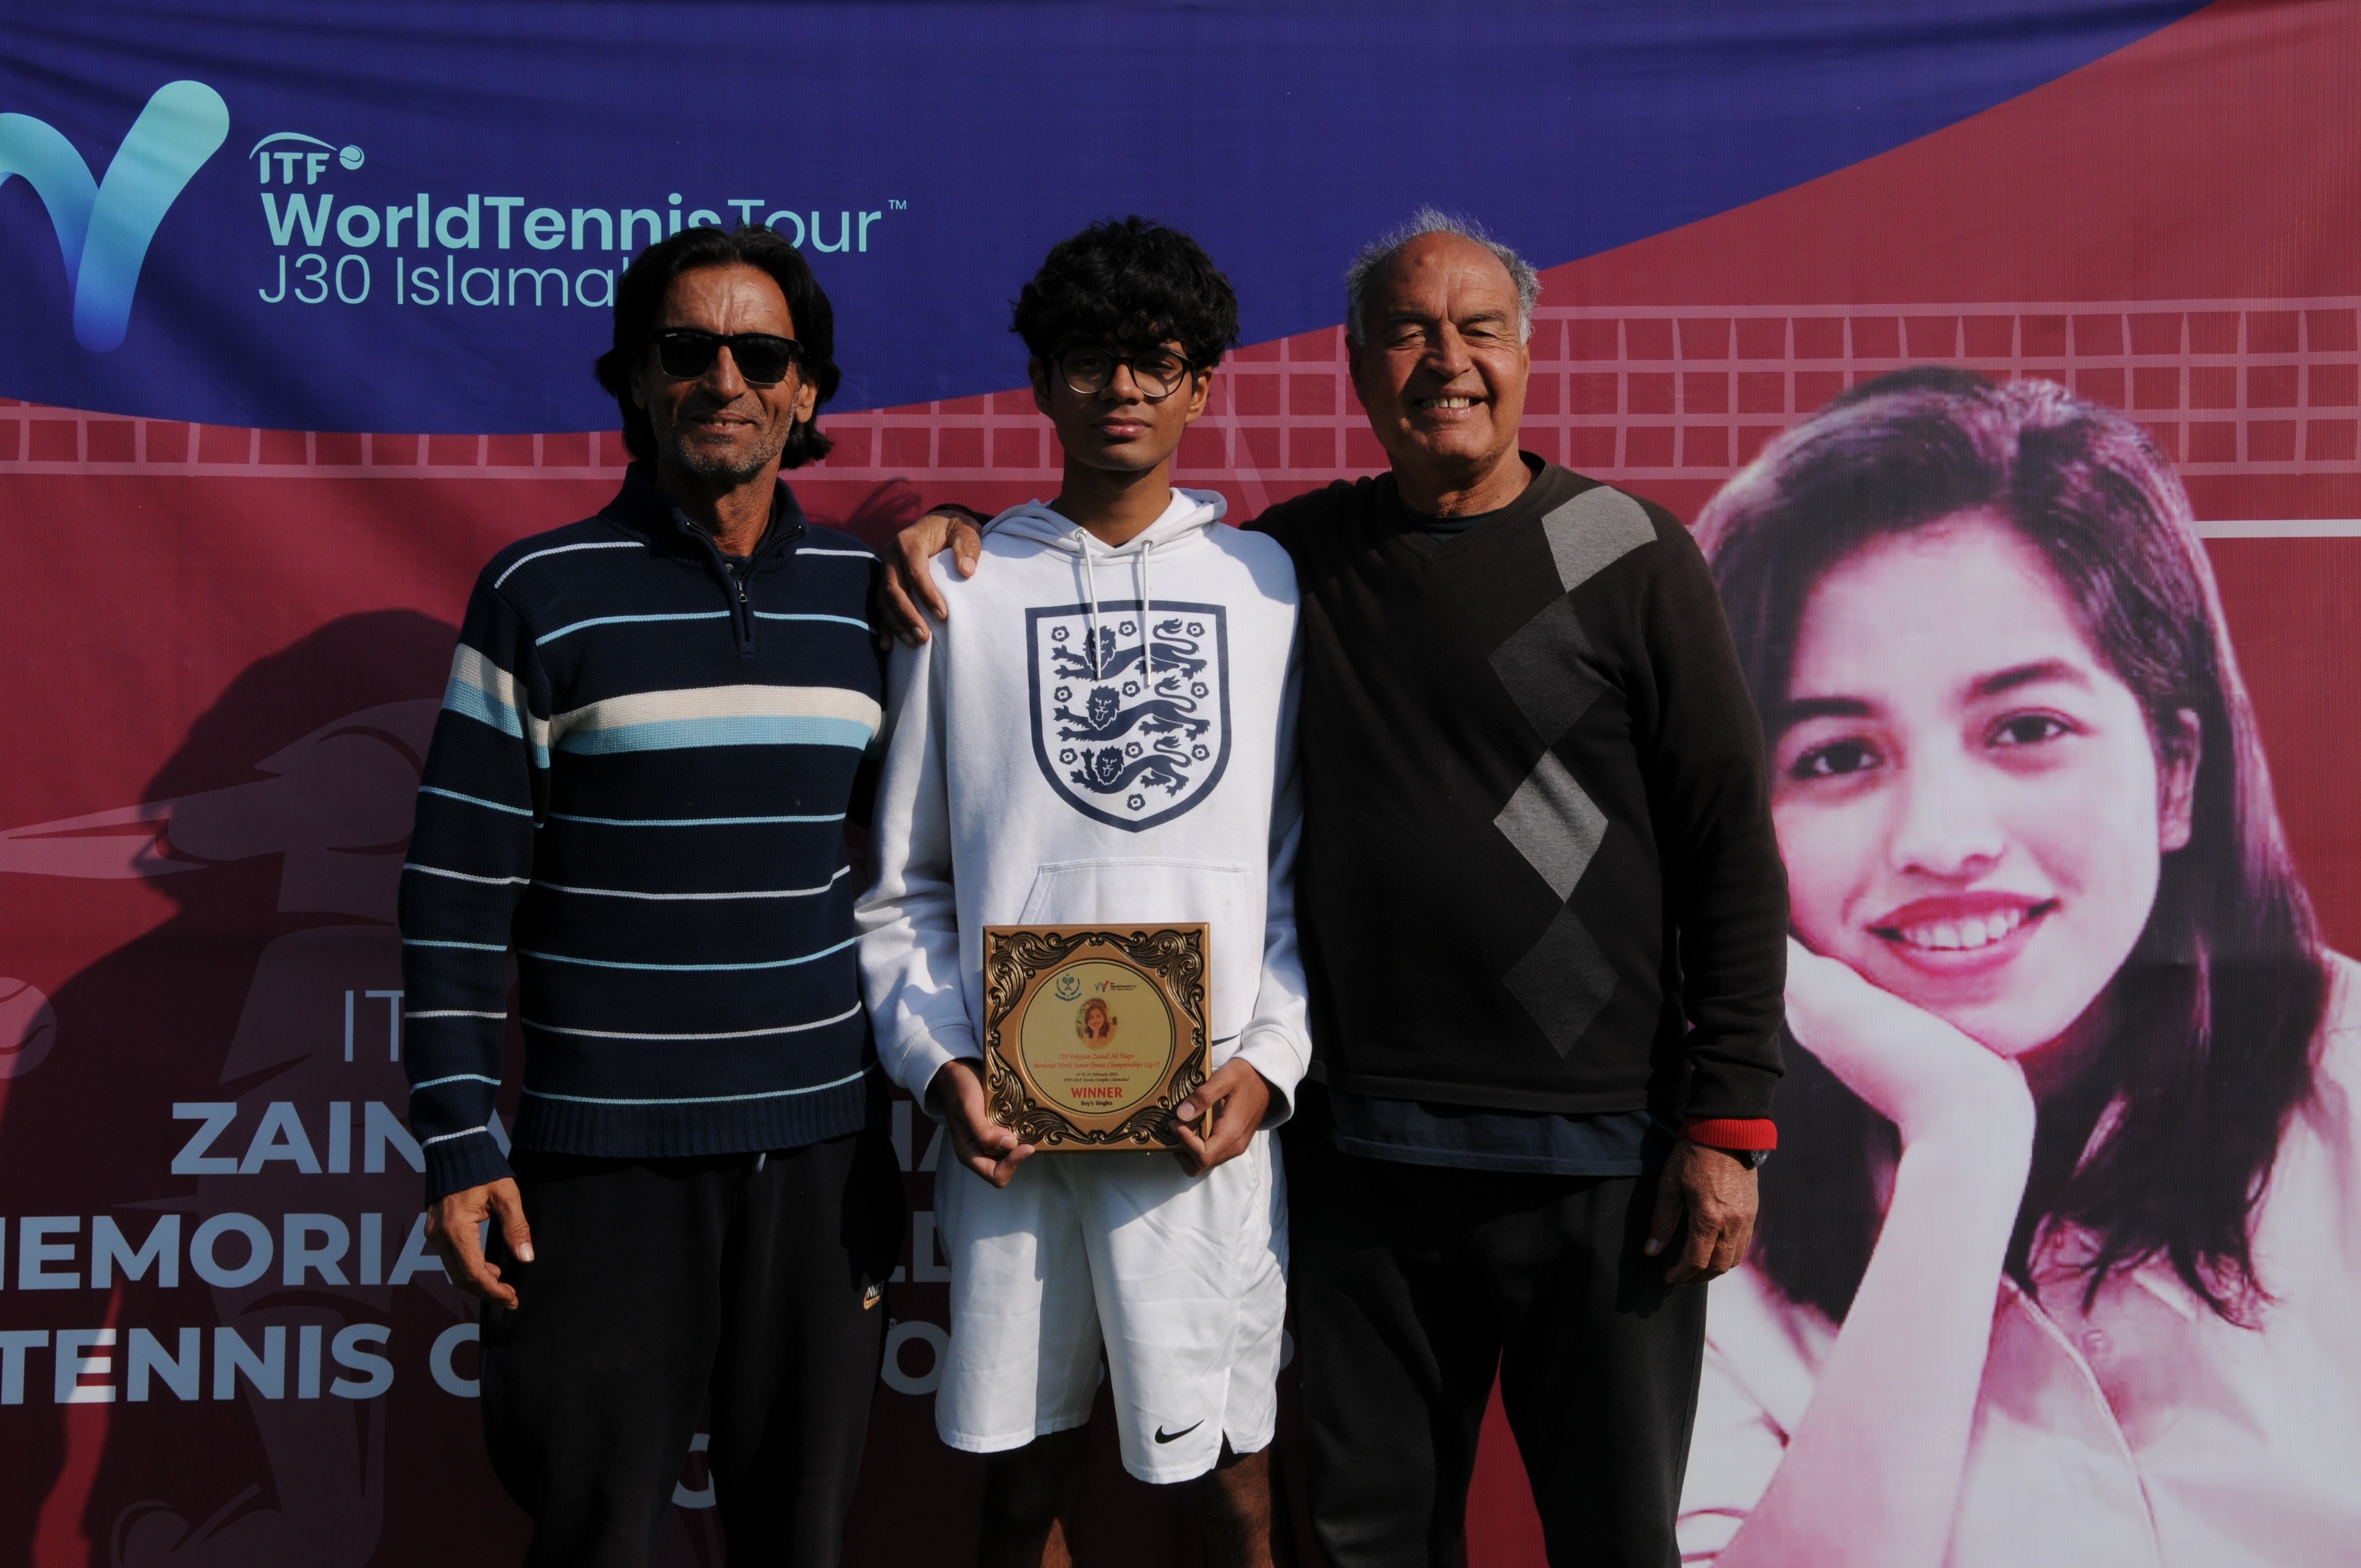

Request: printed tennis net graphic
left=5, top=299, right=2359, bottom=484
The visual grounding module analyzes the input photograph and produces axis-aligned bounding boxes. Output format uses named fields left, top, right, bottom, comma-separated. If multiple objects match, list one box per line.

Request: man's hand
left=1645, top=1139, right=1758, bottom=1285
left=878, top=509, right=986, bottom=646
left=933, top=1057, right=1035, bottom=1187
left=1169, top=1059, right=1274, bottom=1177
left=427, top=1177, right=534, bottom=1308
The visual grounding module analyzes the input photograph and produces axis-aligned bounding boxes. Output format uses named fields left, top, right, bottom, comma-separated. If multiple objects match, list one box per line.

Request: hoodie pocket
left=1015, top=858, right=1260, bottom=1038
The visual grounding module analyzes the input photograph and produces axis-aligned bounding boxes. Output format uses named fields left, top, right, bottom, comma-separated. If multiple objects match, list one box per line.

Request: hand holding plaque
left=980, top=923, right=1210, bottom=1150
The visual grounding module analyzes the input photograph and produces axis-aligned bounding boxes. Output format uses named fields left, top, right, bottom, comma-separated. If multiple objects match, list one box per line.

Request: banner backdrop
left=3, top=2, right=2359, bottom=1564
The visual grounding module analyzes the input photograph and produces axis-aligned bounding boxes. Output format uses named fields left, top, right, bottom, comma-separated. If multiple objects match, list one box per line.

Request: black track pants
left=1284, top=1111, right=1707, bottom=1568
left=478, top=1129, right=905, bottom=1568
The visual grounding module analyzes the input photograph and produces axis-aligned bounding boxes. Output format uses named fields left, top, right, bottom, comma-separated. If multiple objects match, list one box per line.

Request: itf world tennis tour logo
left=1026, top=600, right=1232, bottom=832
left=0, top=79, right=229, bottom=350
left=3, top=76, right=907, bottom=347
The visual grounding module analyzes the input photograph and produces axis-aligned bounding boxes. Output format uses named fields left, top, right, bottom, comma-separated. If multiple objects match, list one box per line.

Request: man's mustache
left=668, top=395, right=768, bottom=426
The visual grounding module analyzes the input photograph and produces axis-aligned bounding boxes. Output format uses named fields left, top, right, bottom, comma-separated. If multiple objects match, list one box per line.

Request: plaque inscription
left=981, top=923, right=1210, bottom=1150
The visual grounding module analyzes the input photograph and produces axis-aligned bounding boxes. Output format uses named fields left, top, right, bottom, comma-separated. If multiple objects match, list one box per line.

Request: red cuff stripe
left=1682, top=1117, right=1777, bottom=1152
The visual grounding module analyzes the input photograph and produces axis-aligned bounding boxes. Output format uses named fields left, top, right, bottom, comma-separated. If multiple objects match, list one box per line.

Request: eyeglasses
left=651, top=328, right=806, bottom=386
left=1056, top=346, right=1196, bottom=401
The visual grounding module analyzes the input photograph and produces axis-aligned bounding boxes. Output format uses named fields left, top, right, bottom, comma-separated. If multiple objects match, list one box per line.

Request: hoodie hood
left=978, top=488, right=1230, bottom=684
left=982, top=486, right=1227, bottom=557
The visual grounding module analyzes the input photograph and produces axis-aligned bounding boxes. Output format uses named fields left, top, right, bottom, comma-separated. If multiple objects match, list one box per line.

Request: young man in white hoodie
left=857, top=219, right=1308, bottom=1566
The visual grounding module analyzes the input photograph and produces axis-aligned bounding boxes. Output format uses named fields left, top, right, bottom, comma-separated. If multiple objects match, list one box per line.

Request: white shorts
left=932, top=1128, right=1287, bottom=1484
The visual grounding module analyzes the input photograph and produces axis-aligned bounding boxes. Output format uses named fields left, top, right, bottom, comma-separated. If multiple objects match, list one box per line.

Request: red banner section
left=4, top=3, right=2360, bottom=1564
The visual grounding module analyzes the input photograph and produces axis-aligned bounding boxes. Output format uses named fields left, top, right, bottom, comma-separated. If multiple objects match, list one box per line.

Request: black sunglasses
left=651, top=328, right=806, bottom=386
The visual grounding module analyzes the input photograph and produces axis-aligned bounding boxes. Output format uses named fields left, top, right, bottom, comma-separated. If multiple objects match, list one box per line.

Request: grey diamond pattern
left=1489, top=596, right=1603, bottom=745
left=1494, top=752, right=1607, bottom=900
left=1502, top=904, right=1620, bottom=1058
left=1541, top=485, right=1656, bottom=593
left=1489, top=485, right=1658, bottom=1055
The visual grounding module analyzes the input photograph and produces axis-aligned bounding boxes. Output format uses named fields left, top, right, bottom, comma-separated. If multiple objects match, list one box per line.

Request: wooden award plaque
left=980, top=923, right=1210, bottom=1150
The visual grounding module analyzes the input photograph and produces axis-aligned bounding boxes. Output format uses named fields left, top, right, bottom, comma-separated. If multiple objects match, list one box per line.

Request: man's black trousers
left=479, top=1128, right=905, bottom=1568
left=1284, top=1109, right=1707, bottom=1568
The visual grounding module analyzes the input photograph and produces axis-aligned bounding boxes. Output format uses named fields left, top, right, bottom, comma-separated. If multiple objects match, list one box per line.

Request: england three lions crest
left=1026, top=600, right=1233, bottom=831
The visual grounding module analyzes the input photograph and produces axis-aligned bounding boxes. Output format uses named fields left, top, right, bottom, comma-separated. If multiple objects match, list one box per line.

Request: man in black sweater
left=884, top=211, right=1786, bottom=1568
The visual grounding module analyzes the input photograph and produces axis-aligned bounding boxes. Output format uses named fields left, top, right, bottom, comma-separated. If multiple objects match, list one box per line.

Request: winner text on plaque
left=980, top=923, right=1210, bottom=1150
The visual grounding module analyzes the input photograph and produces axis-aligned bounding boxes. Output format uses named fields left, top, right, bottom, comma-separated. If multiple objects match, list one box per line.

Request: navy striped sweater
left=400, top=464, right=885, bottom=1201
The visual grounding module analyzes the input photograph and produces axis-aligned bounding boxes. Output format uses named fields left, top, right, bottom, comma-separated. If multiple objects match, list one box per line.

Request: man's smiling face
left=1347, top=232, right=1531, bottom=495
left=630, top=263, right=815, bottom=487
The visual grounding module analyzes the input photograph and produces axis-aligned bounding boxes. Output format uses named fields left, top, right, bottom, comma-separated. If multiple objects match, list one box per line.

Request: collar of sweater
left=604, top=461, right=808, bottom=571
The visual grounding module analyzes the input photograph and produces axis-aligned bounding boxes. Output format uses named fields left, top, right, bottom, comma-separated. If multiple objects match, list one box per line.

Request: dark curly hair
left=592, top=224, right=841, bottom=468
left=1011, top=216, right=1238, bottom=374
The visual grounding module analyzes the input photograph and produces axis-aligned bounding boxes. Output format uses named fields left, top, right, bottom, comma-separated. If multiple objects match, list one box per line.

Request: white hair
left=1343, top=208, right=1541, bottom=346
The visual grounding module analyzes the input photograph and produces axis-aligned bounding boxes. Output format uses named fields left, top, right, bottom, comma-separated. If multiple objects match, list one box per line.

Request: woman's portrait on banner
left=1679, top=368, right=2361, bottom=1565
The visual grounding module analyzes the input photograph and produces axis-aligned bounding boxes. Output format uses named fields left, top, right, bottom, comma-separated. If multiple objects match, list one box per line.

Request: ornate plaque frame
left=980, top=923, right=1210, bottom=1151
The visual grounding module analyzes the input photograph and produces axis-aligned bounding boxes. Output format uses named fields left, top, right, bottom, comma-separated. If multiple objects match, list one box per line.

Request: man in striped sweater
left=399, top=224, right=904, bottom=1568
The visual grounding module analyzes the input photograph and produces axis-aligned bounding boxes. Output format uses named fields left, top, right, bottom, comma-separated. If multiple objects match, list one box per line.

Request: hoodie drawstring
left=1075, top=524, right=1159, bottom=685
left=1078, top=526, right=1106, bottom=678
left=1139, top=540, right=1155, bottom=682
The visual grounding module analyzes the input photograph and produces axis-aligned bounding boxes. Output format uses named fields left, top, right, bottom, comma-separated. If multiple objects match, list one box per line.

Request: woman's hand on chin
left=1783, top=937, right=2036, bottom=1153
left=1716, top=943, right=2041, bottom=1568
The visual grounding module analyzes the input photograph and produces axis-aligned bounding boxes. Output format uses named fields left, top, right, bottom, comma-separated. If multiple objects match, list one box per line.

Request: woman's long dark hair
left=1698, top=368, right=2325, bottom=1325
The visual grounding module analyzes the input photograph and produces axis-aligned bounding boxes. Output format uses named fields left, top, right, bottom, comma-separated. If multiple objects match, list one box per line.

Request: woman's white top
left=1680, top=952, right=2361, bottom=1566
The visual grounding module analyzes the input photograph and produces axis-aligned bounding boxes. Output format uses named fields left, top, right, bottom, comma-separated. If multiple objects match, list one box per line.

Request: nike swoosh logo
left=1152, top=1421, right=1203, bottom=1445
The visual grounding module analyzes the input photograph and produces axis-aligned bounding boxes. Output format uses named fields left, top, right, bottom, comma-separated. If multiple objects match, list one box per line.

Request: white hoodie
left=857, top=487, right=1310, bottom=1119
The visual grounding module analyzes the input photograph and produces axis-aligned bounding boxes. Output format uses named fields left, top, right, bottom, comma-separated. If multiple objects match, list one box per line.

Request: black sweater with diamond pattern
left=1248, top=460, right=1786, bottom=1124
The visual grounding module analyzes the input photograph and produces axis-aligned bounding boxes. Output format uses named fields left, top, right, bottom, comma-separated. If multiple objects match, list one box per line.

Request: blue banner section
left=0, top=1, right=2199, bottom=432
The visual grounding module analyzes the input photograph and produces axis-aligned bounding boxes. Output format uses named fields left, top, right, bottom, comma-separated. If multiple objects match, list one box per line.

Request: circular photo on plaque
left=1016, top=959, right=1177, bottom=1117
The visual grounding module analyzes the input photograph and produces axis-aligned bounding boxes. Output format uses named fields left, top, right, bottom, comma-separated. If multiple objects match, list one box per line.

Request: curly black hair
left=593, top=224, right=841, bottom=469
left=1011, top=217, right=1239, bottom=374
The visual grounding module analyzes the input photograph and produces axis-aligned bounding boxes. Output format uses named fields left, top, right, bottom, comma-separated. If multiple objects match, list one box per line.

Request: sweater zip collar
left=672, top=487, right=806, bottom=657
